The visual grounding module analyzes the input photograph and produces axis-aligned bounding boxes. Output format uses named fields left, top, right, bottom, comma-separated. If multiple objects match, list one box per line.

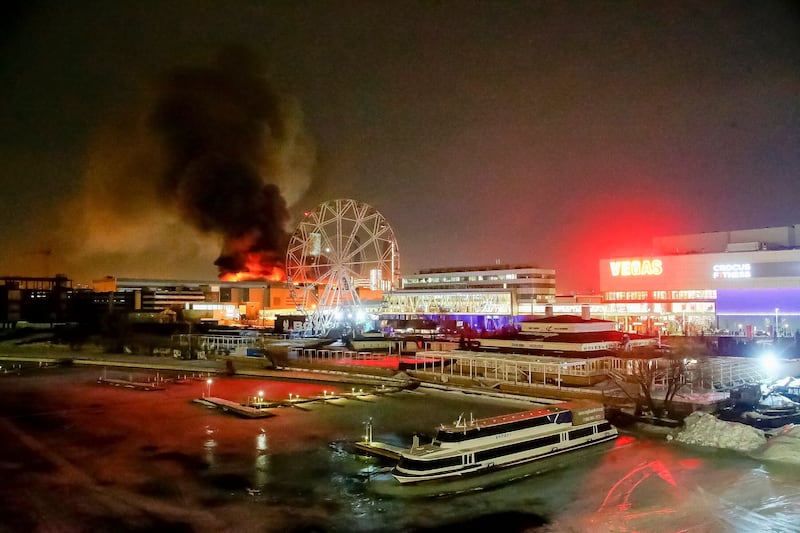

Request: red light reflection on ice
left=678, top=458, right=703, bottom=469
left=614, top=435, right=636, bottom=447
left=598, top=461, right=677, bottom=513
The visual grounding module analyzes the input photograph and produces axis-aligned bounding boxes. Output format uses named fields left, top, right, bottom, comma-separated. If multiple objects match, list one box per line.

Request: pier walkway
left=194, top=397, right=276, bottom=418
left=197, top=383, right=407, bottom=419
left=96, top=377, right=165, bottom=391
left=353, top=440, right=405, bottom=461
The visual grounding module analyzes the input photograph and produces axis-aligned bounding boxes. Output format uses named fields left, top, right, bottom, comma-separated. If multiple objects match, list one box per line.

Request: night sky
left=1, top=1, right=798, bottom=292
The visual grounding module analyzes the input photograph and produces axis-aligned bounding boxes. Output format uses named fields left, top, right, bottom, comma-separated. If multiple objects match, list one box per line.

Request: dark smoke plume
left=149, top=46, right=296, bottom=278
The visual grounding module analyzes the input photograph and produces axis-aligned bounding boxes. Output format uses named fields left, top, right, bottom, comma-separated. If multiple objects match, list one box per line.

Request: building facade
left=382, top=264, right=557, bottom=332
left=599, top=225, right=800, bottom=336
left=0, top=275, right=72, bottom=327
left=91, top=277, right=301, bottom=327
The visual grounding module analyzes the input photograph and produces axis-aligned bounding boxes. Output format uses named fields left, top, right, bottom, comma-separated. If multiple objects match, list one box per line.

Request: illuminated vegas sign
left=712, top=263, right=751, bottom=279
left=609, top=259, right=663, bottom=277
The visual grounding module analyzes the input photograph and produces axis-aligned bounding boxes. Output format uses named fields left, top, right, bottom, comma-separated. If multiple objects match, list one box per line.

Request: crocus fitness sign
left=712, top=263, right=751, bottom=279
left=609, top=259, right=663, bottom=277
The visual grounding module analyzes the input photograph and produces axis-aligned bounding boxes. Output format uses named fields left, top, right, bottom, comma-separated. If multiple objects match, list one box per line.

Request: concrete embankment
left=0, top=351, right=414, bottom=390
left=0, top=348, right=619, bottom=405
left=1, top=339, right=600, bottom=404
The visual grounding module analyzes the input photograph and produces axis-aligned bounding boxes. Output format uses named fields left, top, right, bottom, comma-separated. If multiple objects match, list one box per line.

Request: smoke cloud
left=54, top=46, right=315, bottom=282
left=151, top=46, right=310, bottom=278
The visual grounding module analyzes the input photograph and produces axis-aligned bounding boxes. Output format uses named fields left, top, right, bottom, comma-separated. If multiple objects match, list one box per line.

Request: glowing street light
left=206, top=378, right=213, bottom=398
left=257, top=390, right=264, bottom=406
left=760, top=351, right=779, bottom=376
left=775, top=308, right=780, bottom=337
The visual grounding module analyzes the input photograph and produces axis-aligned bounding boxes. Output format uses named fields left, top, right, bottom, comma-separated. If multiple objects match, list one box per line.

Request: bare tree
left=656, top=354, right=693, bottom=419
left=609, top=345, right=699, bottom=420
left=609, top=355, right=660, bottom=418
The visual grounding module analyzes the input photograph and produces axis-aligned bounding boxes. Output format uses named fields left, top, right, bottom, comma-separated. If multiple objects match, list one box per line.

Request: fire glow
left=219, top=253, right=286, bottom=282
left=147, top=47, right=309, bottom=283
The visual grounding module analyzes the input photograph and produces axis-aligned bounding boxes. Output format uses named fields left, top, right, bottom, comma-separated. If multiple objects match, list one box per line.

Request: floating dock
left=242, top=384, right=405, bottom=410
left=97, top=377, right=165, bottom=391
left=353, top=440, right=406, bottom=461
left=194, top=397, right=276, bottom=418
left=197, top=384, right=409, bottom=419
left=243, top=396, right=320, bottom=409
left=351, top=418, right=406, bottom=461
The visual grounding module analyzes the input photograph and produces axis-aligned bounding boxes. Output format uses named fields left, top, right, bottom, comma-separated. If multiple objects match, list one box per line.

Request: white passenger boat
left=391, top=401, right=617, bottom=484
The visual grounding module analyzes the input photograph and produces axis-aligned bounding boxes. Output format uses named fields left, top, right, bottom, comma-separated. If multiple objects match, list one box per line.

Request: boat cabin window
left=398, top=455, right=462, bottom=471
left=597, top=422, right=612, bottom=433
left=554, top=411, right=572, bottom=424
left=474, top=434, right=561, bottom=462
left=569, top=426, right=594, bottom=440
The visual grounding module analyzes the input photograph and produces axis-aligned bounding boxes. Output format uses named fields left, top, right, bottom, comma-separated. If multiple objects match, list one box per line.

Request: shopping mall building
left=5, top=226, right=795, bottom=342
left=599, top=225, right=800, bottom=337
left=382, top=264, right=557, bottom=332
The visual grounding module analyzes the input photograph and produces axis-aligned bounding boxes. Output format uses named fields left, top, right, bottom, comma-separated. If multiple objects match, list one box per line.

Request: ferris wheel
left=285, top=199, right=399, bottom=336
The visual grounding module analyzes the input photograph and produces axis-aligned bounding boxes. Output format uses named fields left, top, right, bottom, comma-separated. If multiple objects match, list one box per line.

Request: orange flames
left=219, top=253, right=286, bottom=282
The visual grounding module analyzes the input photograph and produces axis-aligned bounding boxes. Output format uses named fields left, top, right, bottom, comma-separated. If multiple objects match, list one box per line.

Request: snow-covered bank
left=668, top=412, right=800, bottom=466
left=668, top=412, right=767, bottom=451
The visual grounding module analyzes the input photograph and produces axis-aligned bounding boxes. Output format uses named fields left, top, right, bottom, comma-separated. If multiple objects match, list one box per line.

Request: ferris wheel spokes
left=285, top=199, right=399, bottom=337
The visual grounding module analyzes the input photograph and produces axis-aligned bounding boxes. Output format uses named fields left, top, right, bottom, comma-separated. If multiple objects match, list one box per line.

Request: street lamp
left=206, top=378, right=213, bottom=398
left=775, top=308, right=780, bottom=337
left=257, top=390, right=264, bottom=406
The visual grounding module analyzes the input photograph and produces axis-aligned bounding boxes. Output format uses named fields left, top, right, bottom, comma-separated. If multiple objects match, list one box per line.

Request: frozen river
left=0, top=365, right=798, bottom=532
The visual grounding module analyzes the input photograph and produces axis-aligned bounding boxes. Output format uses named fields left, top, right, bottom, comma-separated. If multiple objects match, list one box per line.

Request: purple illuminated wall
left=716, top=288, right=800, bottom=314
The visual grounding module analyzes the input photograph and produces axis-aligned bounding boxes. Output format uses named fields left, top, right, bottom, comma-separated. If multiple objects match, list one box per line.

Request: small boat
left=742, top=407, right=800, bottom=428
left=718, top=391, right=800, bottom=429
left=392, top=401, right=617, bottom=484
